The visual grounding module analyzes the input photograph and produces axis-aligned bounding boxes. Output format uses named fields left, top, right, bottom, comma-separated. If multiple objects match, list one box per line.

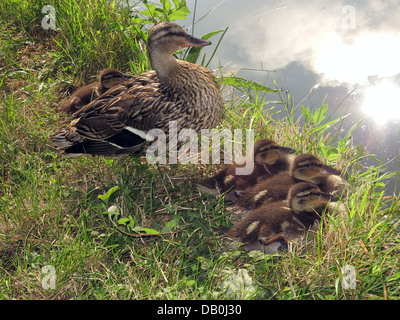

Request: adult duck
left=50, top=22, right=224, bottom=156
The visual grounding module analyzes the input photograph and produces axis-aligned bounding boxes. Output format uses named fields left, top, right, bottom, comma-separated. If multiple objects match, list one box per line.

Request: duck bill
left=322, top=164, right=341, bottom=175
left=320, top=192, right=340, bottom=203
left=182, top=35, right=212, bottom=48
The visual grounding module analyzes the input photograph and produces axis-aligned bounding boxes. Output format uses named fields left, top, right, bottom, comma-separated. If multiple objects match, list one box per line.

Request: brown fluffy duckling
left=196, top=139, right=295, bottom=201
left=233, top=153, right=344, bottom=211
left=50, top=22, right=223, bottom=156
left=227, top=182, right=338, bottom=252
left=58, top=68, right=133, bottom=114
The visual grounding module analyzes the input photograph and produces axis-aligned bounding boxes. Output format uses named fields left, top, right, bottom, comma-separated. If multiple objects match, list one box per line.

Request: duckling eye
left=257, top=146, right=271, bottom=153
left=308, top=162, right=322, bottom=169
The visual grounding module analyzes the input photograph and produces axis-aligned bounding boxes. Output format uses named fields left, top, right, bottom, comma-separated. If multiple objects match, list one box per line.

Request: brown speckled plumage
left=50, top=22, right=223, bottom=156
left=227, top=182, right=336, bottom=251
left=196, top=139, right=295, bottom=201
left=58, top=68, right=132, bottom=114
left=234, top=153, right=343, bottom=211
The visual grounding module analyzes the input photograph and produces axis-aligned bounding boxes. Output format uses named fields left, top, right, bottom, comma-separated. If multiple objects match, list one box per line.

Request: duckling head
left=291, top=153, right=341, bottom=182
left=254, top=139, right=295, bottom=165
left=288, top=182, right=338, bottom=212
left=100, top=68, right=132, bottom=89
left=147, top=22, right=211, bottom=81
left=290, top=153, right=326, bottom=181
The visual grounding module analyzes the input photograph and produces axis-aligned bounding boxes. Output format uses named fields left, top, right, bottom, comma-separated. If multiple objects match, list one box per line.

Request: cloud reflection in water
left=223, top=1, right=400, bottom=87
left=190, top=0, right=400, bottom=125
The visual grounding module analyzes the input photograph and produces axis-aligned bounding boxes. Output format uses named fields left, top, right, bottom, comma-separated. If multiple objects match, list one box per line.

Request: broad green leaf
left=168, top=6, right=190, bottom=20
left=162, top=0, right=172, bottom=12
left=313, top=104, right=328, bottom=124
left=132, top=226, right=159, bottom=234
left=141, top=4, right=156, bottom=17
left=143, top=228, right=159, bottom=235
left=117, top=218, right=131, bottom=225
left=172, top=0, right=184, bottom=8
left=118, top=217, right=135, bottom=228
left=154, top=8, right=165, bottom=16
left=98, top=186, right=120, bottom=202
left=133, top=226, right=145, bottom=232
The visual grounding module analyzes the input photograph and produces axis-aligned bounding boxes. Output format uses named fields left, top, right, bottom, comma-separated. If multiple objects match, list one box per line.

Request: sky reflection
left=362, top=79, right=400, bottom=125
left=179, top=0, right=400, bottom=193
left=185, top=0, right=400, bottom=95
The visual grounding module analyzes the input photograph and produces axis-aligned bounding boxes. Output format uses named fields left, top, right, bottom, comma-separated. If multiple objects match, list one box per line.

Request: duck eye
left=257, top=146, right=271, bottom=153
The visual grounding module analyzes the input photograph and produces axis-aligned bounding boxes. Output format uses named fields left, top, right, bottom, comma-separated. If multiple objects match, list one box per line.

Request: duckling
left=50, top=22, right=224, bottom=156
left=292, top=153, right=344, bottom=194
left=58, top=68, right=133, bottom=114
left=196, top=139, right=295, bottom=201
left=233, top=153, right=343, bottom=211
left=227, top=182, right=338, bottom=252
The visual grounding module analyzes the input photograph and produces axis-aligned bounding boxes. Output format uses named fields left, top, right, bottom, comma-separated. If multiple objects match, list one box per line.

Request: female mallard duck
left=196, top=139, right=295, bottom=202
left=50, top=22, right=224, bottom=156
left=227, top=182, right=338, bottom=252
left=58, top=68, right=133, bottom=114
left=233, top=153, right=343, bottom=211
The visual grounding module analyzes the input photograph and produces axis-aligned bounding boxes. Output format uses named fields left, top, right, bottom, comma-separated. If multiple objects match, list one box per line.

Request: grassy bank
left=1, top=0, right=399, bottom=300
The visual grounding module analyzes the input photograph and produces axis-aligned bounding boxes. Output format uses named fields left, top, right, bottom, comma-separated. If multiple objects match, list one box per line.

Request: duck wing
left=50, top=71, right=175, bottom=155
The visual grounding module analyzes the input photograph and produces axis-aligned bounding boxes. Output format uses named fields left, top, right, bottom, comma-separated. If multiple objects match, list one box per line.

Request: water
left=177, top=0, right=400, bottom=195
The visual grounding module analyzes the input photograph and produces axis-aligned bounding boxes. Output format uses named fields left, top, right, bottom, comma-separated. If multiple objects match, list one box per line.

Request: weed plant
left=0, top=0, right=399, bottom=300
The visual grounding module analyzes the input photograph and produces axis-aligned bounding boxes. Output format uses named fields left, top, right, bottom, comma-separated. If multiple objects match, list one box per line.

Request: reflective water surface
left=178, top=0, right=400, bottom=194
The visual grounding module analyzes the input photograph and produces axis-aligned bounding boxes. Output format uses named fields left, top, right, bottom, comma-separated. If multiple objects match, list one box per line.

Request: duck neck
left=149, top=50, right=182, bottom=87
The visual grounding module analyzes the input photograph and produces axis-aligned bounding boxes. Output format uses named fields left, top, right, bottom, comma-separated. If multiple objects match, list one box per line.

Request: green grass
left=1, top=0, right=399, bottom=300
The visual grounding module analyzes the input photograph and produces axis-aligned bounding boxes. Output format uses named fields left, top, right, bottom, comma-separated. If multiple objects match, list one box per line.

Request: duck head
left=253, top=139, right=295, bottom=165
left=291, top=153, right=340, bottom=181
left=146, top=22, right=212, bottom=82
left=100, top=68, right=132, bottom=89
left=288, top=182, right=338, bottom=212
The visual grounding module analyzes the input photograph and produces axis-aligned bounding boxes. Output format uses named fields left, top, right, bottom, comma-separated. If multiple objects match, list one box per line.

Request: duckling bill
left=50, top=22, right=224, bottom=156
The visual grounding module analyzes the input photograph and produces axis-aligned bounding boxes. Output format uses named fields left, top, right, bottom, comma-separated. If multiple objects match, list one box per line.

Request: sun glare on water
left=362, top=80, right=400, bottom=125
left=313, top=31, right=400, bottom=126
